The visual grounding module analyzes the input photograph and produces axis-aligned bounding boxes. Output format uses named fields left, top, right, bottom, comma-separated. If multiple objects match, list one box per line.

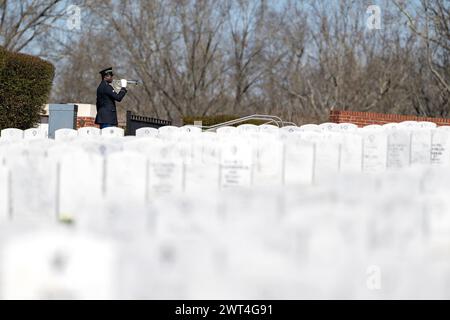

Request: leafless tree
left=0, top=0, right=66, bottom=52
left=49, top=0, right=449, bottom=124
left=393, top=0, right=449, bottom=93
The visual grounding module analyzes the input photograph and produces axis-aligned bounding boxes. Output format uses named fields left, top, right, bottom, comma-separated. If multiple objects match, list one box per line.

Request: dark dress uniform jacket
left=95, top=80, right=127, bottom=125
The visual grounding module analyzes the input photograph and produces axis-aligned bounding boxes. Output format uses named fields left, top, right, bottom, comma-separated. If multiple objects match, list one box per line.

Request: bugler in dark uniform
left=95, top=67, right=127, bottom=129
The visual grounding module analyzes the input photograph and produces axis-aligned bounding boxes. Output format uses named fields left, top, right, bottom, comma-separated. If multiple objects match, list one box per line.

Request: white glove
left=120, top=79, right=127, bottom=88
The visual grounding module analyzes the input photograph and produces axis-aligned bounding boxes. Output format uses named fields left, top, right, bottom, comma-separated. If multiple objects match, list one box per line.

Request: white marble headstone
left=0, top=166, right=9, bottom=222
left=26, top=139, right=56, bottom=150
left=219, top=139, right=253, bottom=189
left=158, top=126, right=179, bottom=139
left=201, top=131, right=217, bottom=140
left=185, top=139, right=220, bottom=193
left=338, top=123, right=358, bottom=132
left=57, top=150, right=103, bottom=221
left=123, top=137, right=162, bottom=155
left=38, top=123, right=49, bottom=137
left=437, top=126, right=450, bottom=131
left=1, top=232, right=117, bottom=299
left=24, top=128, right=46, bottom=140
left=8, top=151, right=57, bottom=221
left=237, top=124, right=259, bottom=134
left=0, top=128, right=24, bottom=142
left=387, top=131, right=411, bottom=169
left=431, top=130, right=450, bottom=166
left=170, top=139, right=192, bottom=165
left=283, top=138, right=315, bottom=185
left=179, top=126, right=202, bottom=134
left=340, top=134, right=363, bottom=173
left=101, top=127, right=124, bottom=138
left=280, top=126, right=301, bottom=134
left=424, top=196, right=450, bottom=248
left=313, top=140, right=341, bottom=184
left=337, top=122, right=358, bottom=132
left=148, top=144, right=184, bottom=198
left=78, top=126, right=101, bottom=137
left=253, top=136, right=283, bottom=187
left=259, top=124, right=279, bottom=135
left=135, top=127, right=159, bottom=138
left=365, top=197, right=423, bottom=253
left=399, top=121, right=419, bottom=130
left=299, top=124, right=320, bottom=132
left=419, top=122, right=437, bottom=130
left=382, top=123, right=400, bottom=131
left=55, top=129, right=77, bottom=141
left=361, top=124, right=383, bottom=131
left=295, top=130, right=321, bottom=142
left=361, top=131, right=388, bottom=173
left=216, top=126, right=237, bottom=136
left=319, top=123, right=339, bottom=132
left=410, top=130, right=432, bottom=165
left=105, top=152, right=148, bottom=204
left=73, top=139, right=123, bottom=157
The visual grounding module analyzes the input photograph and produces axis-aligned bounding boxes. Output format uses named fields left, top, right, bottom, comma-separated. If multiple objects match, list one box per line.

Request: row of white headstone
left=0, top=120, right=445, bottom=141
left=2, top=122, right=450, bottom=222
left=1, top=166, right=450, bottom=299
left=0, top=125, right=204, bottom=141
left=2, top=121, right=450, bottom=299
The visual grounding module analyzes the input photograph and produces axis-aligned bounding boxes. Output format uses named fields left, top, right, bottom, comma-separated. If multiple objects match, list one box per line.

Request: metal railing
left=199, top=114, right=297, bottom=131
left=125, top=110, right=172, bottom=135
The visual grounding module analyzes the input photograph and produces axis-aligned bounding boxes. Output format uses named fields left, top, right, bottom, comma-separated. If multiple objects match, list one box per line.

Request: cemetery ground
left=1, top=122, right=450, bottom=299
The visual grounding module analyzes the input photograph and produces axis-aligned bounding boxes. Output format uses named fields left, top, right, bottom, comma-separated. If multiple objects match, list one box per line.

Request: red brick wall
left=329, top=110, right=450, bottom=127
left=77, top=116, right=98, bottom=129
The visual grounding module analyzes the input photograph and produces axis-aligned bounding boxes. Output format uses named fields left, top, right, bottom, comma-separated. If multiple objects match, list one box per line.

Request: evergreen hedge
left=0, top=47, right=55, bottom=130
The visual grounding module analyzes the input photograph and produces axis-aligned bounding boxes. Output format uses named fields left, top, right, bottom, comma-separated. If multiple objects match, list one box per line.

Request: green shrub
left=0, top=47, right=55, bottom=130
left=183, top=114, right=267, bottom=127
